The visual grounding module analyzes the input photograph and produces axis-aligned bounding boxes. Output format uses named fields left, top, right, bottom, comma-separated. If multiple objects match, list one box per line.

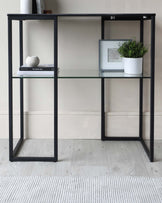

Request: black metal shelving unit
left=8, top=13, right=156, bottom=162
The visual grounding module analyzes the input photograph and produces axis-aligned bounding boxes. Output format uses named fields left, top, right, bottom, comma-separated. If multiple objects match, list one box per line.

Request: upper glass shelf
left=13, top=69, right=151, bottom=79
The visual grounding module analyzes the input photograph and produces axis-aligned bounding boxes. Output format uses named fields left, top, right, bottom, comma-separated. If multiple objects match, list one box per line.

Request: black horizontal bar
left=102, top=137, right=140, bottom=141
left=12, top=76, right=151, bottom=79
left=103, top=16, right=152, bottom=21
left=58, top=77, right=151, bottom=79
left=13, top=138, right=23, bottom=157
left=12, top=77, right=54, bottom=79
left=13, top=157, right=57, bottom=162
left=8, top=13, right=155, bottom=21
left=8, top=15, right=57, bottom=21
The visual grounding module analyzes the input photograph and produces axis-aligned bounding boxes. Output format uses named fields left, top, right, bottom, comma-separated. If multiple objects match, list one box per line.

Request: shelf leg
left=139, top=20, right=143, bottom=139
left=150, top=16, right=155, bottom=162
left=54, top=17, right=58, bottom=161
left=139, top=78, right=143, bottom=139
left=101, top=17, right=106, bottom=140
left=20, top=20, right=24, bottom=140
left=101, top=78, right=105, bottom=140
left=8, top=17, right=13, bottom=161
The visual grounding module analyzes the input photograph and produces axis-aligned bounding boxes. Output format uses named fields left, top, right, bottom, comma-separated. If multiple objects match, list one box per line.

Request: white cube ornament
left=26, top=56, right=40, bottom=67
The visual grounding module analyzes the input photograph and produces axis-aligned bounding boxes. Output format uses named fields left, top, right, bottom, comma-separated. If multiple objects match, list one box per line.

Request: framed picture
left=99, top=39, right=129, bottom=72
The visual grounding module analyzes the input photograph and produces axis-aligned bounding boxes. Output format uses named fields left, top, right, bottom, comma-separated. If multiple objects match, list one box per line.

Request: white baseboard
left=1, top=111, right=162, bottom=139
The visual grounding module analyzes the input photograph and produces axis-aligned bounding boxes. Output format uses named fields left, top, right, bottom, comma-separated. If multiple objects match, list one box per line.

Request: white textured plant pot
left=123, top=57, right=143, bottom=75
left=20, top=0, right=32, bottom=14
left=26, top=56, right=40, bottom=67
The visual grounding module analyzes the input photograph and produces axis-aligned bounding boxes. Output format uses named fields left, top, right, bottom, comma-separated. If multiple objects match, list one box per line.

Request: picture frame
left=99, top=39, right=129, bottom=72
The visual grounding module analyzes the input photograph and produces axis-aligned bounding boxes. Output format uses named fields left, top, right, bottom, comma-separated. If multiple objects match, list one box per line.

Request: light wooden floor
left=0, top=139, right=162, bottom=177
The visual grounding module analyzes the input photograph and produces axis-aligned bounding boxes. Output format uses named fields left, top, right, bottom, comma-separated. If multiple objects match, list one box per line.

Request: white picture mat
left=99, top=40, right=128, bottom=71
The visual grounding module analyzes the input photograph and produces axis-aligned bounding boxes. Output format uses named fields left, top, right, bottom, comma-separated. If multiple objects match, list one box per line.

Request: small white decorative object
left=123, top=57, right=142, bottom=75
left=20, top=0, right=32, bottom=14
left=26, top=56, right=40, bottom=67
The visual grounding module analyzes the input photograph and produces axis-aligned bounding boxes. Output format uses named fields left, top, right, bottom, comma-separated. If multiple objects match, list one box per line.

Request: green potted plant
left=118, top=40, right=148, bottom=74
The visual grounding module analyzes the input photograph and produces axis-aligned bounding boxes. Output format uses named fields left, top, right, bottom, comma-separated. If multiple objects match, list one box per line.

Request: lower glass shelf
left=12, top=69, right=151, bottom=79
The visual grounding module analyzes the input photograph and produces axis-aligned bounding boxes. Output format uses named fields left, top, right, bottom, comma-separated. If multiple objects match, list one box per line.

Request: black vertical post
left=140, top=20, right=144, bottom=43
left=20, top=21, right=24, bottom=140
left=150, top=16, right=155, bottom=162
left=8, top=17, right=13, bottom=161
left=54, top=17, right=58, bottom=161
left=139, top=19, right=143, bottom=139
left=101, top=17, right=105, bottom=140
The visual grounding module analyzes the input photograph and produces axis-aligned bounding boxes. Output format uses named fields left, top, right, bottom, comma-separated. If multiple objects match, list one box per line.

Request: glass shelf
left=12, top=69, right=151, bottom=79
left=58, top=69, right=151, bottom=79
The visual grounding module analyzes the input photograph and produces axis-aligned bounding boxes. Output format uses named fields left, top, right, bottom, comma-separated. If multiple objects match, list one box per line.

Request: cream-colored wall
left=1, top=0, right=162, bottom=139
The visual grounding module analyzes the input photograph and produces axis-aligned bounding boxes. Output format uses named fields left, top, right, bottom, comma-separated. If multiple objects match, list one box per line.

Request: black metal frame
left=8, top=13, right=155, bottom=162
left=101, top=15, right=156, bottom=162
left=8, top=15, right=58, bottom=162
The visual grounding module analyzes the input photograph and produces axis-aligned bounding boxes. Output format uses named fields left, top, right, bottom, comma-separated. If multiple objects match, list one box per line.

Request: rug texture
left=0, top=176, right=162, bottom=203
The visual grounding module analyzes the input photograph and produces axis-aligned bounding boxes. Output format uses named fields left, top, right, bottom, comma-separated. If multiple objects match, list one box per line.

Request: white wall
left=0, top=0, right=162, bottom=139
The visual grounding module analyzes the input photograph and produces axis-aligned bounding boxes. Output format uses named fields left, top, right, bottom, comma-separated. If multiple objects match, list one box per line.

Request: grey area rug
left=0, top=176, right=162, bottom=203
